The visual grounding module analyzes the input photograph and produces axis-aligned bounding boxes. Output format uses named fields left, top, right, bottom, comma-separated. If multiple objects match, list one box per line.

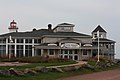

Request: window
left=65, top=50, right=68, bottom=54
left=64, top=55, right=68, bottom=59
left=83, top=50, right=87, bottom=55
left=111, top=44, right=114, bottom=49
left=34, top=39, right=41, bottom=43
left=0, top=45, right=6, bottom=57
left=25, top=45, right=32, bottom=57
left=69, top=56, right=73, bottom=60
left=49, top=49, right=54, bottom=55
left=106, top=45, right=108, bottom=48
left=17, top=39, right=23, bottom=43
left=25, top=39, right=32, bottom=43
left=0, top=39, right=6, bottom=43
left=34, top=39, right=37, bottom=43
left=74, top=50, right=78, bottom=54
left=60, top=50, right=63, bottom=54
left=60, top=55, right=63, bottom=58
left=69, top=50, right=72, bottom=54
left=36, top=49, right=41, bottom=56
left=16, top=45, right=23, bottom=57
left=74, top=56, right=78, bottom=60
left=8, top=45, right=15, bottom=56
left=99, top=34, right=103, bottom=38
left=38, top=39, right=41, bottom=43
left=94, top=34, right=97, bottom=38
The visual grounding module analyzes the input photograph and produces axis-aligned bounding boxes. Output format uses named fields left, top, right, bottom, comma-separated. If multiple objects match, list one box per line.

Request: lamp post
left=9, top=36, right=13, bottom=60
left=97, top=30, right=100, bottom=62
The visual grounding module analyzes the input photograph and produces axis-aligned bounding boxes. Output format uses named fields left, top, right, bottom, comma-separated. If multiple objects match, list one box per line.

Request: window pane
left=65, top=50, right=68, bottom=54
left=17, top=39, right=23, bottom=43
left=69, top=50, right=72, bottom=54
left=49, top=49, right=54, bottom=55
left=25, top=45, right=32, bottom=57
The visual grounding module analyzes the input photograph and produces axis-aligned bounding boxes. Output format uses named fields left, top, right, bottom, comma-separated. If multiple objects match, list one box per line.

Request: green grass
left=87, top=60, right=97, bottom=66
left=0, top=61, right=76, bottom=70
left=0, top=72, right=73, bottom=80
left=0, top=59, right=120, bottom=80
left=0, top=68, right=94, bottom=80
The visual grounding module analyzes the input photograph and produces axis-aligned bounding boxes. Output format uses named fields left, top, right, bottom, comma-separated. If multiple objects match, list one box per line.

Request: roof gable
left=92, top=25, right=107, bottom=33
left=57, top=23, right=74, bottom=27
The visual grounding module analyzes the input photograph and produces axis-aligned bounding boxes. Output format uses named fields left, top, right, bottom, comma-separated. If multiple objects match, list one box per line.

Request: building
left=0, top=20, right=116, bottom=60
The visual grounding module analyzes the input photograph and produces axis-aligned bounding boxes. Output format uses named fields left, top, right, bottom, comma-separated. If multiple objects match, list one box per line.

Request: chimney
left=33, top=28, right=36, bottom=31
left=48, top=24, right=52, bottom=31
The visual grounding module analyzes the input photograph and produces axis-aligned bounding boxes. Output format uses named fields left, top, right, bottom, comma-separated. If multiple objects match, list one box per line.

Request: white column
left=47, top=49, right=49, bottom=56
left=32, top=39, right=34, bottom=56
left=41, top=49, right=43, bottom=56
left=14, top=39, right=17, bottom=57
left=23, top=39, right=25, bottom=57
left=6, top=38, right=8, bottom=56
left=91, top=49, right=92, bottom=57
left=63, top=50, right=65, bottom=58
left=77, top=55, right=79, bottom=60
left=68, top=50, right=69, bottom=59
left=72, top=50, right=74, bottom=60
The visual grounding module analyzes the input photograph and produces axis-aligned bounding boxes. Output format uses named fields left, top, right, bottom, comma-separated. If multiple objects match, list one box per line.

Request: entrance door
left=74, top=55, right=78, bottom=60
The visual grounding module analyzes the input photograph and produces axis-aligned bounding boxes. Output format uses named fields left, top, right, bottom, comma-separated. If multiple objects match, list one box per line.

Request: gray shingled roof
left=92, top=25, right=107, bottom=33
left=0, top=29, right=91, bottom=38
left=57, top=38, right=81, bottom=43
left=93, top=38, right=115, bottom=43
left=51, top=32, right=90, bottom=37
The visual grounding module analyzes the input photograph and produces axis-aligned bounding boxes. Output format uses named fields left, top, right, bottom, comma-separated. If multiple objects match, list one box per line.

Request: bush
left=18, top=56, right=73, bottom=63
left=1, top=58, right=19, bottom=62
left=18, top=56, right=45, bottom=63
left=0, top=56, right=75, bottom=63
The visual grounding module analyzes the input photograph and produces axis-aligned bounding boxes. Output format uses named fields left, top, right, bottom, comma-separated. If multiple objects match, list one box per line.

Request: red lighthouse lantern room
left=8, top=20, right=18, bottom=32
left=10, top=20, right=17, bottom=28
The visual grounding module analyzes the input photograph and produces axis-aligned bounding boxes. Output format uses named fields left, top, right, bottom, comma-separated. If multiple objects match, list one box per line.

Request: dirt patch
left=57, top=69, right=120, bottom=80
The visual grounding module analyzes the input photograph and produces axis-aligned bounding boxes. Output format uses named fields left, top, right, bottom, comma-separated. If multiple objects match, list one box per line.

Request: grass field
left=0, top=68, right=94, bottom=80
left=0, top=61, right=76, bottom=70
left=0, top=58, right=120, bottom=80
left=0, top=60, right=78, bottom=80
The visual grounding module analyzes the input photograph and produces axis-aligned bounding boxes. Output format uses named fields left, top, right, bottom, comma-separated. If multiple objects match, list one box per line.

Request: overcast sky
left=0, top=0, right=120, bottom=58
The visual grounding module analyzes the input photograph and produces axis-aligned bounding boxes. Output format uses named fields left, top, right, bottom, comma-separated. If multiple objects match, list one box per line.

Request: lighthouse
left=8, top=20, right=18, bottom=32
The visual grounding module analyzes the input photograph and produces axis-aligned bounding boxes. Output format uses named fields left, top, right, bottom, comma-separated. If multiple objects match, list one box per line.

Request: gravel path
left=57, top=69, right=120, bottom=80
left=0, top=62, right=29, bottom=66
left=47, top=61, right=87, bottom=68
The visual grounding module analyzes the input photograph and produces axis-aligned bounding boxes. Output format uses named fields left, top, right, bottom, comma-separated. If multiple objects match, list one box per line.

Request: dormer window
left=92, top=25, right=107, bottom=39
left=99, top=34, right=103, bottom=38
left=94, top=34, right=97, bottom=38
left=53, top=23, right=75, bottom=32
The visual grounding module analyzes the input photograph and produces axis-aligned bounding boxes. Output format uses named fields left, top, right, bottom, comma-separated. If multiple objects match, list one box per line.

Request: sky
left=0, top=0, right=120, bottom=58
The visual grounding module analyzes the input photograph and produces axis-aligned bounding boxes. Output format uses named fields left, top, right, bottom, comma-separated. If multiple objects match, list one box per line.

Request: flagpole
left=97, top=30, right=100, bottom=62
left=9, top=35, right=13, bottom=60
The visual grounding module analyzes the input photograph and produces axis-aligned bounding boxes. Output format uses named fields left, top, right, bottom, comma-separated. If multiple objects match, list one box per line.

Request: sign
left=61, top=43, right=80, bottom=48
left=48, top=44, right=57, bottom=46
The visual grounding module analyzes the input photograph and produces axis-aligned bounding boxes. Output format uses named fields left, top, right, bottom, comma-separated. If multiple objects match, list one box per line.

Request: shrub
left=18, top=56, right=73, bottom=63
left=1, top=58, right=19, bottom=62
left=0, top=56, right=74, bottom=63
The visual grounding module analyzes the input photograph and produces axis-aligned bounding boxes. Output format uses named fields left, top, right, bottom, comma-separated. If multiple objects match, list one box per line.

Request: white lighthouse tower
left=8, top=20, right=18, bottom=32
